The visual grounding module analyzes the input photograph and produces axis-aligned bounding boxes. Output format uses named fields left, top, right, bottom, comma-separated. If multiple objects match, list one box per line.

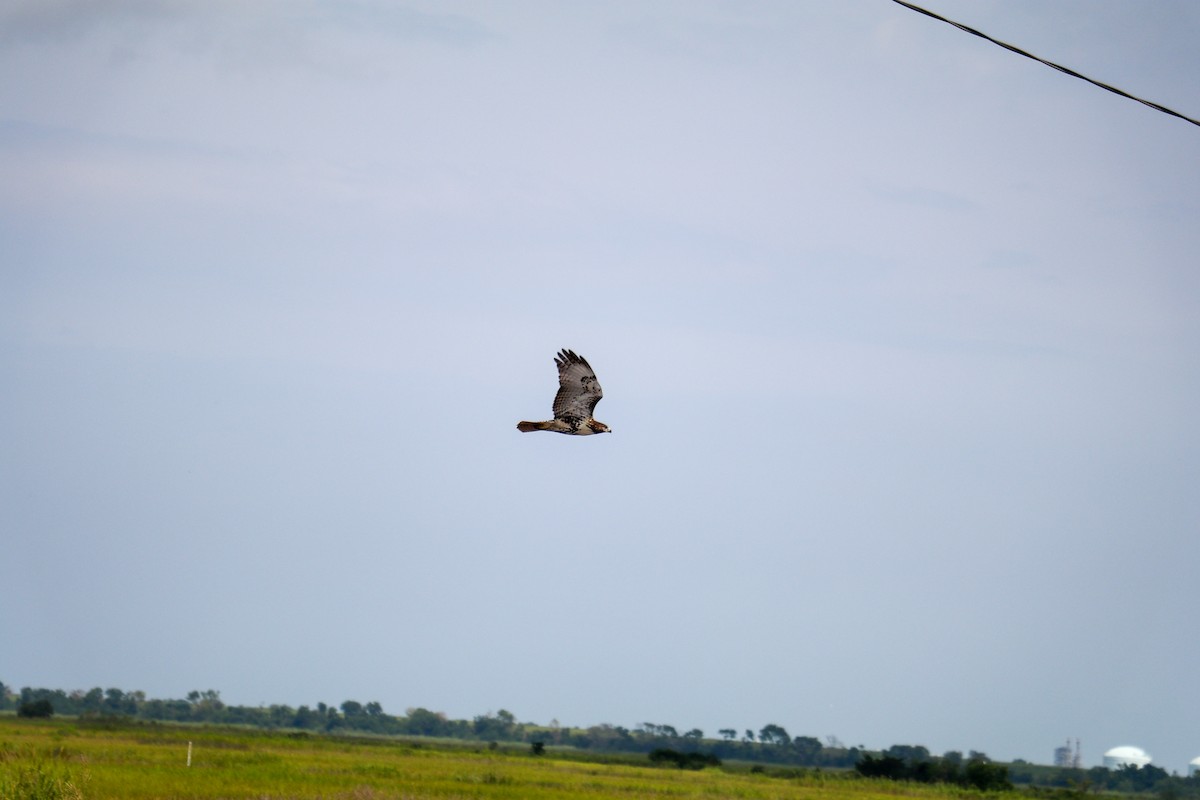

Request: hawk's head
left=587, top=420, right=611, bottom=434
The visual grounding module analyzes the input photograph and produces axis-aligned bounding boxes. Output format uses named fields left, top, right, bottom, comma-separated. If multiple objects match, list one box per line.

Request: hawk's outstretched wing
left=552, top=349, right=603, bottom=423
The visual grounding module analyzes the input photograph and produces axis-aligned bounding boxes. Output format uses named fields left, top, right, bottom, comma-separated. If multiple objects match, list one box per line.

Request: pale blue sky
left=2, top=0, right=1198, bottom=772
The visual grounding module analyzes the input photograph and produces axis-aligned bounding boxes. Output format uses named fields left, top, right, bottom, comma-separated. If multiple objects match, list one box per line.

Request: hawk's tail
left=517, top=420, right=550, bottom=432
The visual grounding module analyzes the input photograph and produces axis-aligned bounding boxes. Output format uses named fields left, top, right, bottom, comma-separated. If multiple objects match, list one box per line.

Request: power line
left=891, top=0, right=1200, bottom=129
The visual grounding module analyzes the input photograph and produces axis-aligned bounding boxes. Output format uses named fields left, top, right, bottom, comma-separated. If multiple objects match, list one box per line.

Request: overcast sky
left=2, top=0, right=1198, bottom=773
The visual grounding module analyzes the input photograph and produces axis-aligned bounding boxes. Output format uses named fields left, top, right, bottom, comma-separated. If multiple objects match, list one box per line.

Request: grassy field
left=0, top=715, right=1003, bottom=800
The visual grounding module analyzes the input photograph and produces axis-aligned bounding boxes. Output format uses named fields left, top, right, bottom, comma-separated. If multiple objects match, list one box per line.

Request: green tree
left=186, top=690, right=224, bottom=721
left=81, top=688, right=104, bottom=712
left=103, top=688, right=126, bottom=713
left=473, top=711, right=516, bottom=741
left=886, top=744, right=931, bottom=764
left=758, top=723, right=790, bottom=745
left=1112, top=763, right=1170, bottom=793
left=405, top=707, right=447, bottom=737
left=791, top=735, right=822, bottom=763
left=964, top=758, right=1012, bottom=791
left=293, top=705, right=320, bottom=729
left=266, top=704, right=295, bottom=727
left=579, top=724, right=633, bottom=751
left=932, top=757, right=961, bottom=783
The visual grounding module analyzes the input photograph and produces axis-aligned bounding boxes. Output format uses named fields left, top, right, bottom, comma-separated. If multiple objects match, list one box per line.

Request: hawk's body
left=517, top=349, right=610, bottom=435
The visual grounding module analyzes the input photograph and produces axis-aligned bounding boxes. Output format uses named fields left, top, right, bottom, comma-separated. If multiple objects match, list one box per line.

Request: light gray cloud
left=0, top=0, right=187, bottom=43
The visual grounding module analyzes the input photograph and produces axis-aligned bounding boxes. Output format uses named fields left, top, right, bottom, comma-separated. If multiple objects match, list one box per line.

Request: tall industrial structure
left=1054, top=738, right=1083, bottom=769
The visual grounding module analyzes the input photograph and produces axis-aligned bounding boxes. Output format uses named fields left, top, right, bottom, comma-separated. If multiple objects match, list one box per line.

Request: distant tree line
left=592, top=722, right=862, bottom=768
left=0, top=683, right=855, bottom=767
left=4, top=680, right=1199, bottom=796
left=1008, top=760, right=1200, bottom=797
left=855, top=746, right=1012, bottom=791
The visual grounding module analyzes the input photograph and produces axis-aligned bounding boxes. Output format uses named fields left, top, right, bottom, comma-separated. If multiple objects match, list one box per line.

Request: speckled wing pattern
left=551, top=349, right=603, bottom=425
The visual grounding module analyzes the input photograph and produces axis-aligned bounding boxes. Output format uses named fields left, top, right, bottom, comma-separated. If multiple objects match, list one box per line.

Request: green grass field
left=0, top=715, right=1003, bottom=800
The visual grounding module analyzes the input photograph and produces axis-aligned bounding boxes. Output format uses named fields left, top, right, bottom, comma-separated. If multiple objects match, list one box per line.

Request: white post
left=187, top=741, right=192, bottom=767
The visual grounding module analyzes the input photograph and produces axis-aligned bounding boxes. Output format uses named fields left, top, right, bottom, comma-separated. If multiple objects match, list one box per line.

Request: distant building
left=1189, top=756, right=1200, bottom=777
left=1054, top=739, right=1082, bottom=768
left=1103, top=746, right=1151, bottom=769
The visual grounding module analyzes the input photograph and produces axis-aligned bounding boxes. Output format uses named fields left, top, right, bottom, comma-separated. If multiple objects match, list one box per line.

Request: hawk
left=517, top=349, right=611, bottom=435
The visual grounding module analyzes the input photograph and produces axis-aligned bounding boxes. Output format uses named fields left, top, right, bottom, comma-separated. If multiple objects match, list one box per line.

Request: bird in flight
left=517, top=349, right=611, bottom=435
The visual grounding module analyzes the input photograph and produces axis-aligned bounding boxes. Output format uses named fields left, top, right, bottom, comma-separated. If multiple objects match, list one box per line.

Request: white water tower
left=1103, top=746, right=1151, bottom=769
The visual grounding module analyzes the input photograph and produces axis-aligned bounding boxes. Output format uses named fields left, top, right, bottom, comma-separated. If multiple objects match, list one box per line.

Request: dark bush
left=649, top=748, right=721, bottom=770
left=855, top=754, right=907, bottom=780
left=17, top=698, right=54, bottom=718
left=965, top=759, right=1013, bottom=791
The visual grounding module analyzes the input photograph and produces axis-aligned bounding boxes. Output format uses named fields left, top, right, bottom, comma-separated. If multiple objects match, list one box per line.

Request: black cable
left=891, top=0, right=1200, bottom=129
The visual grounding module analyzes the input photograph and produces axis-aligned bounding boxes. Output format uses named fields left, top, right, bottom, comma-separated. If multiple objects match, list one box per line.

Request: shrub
left=17, top=700, right=54, bottom=719
left=965, top=758, right=1012, bottom=791
left=855, top=754, right=907, bottom=780
left=648, top=748, right=721, bottom=770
